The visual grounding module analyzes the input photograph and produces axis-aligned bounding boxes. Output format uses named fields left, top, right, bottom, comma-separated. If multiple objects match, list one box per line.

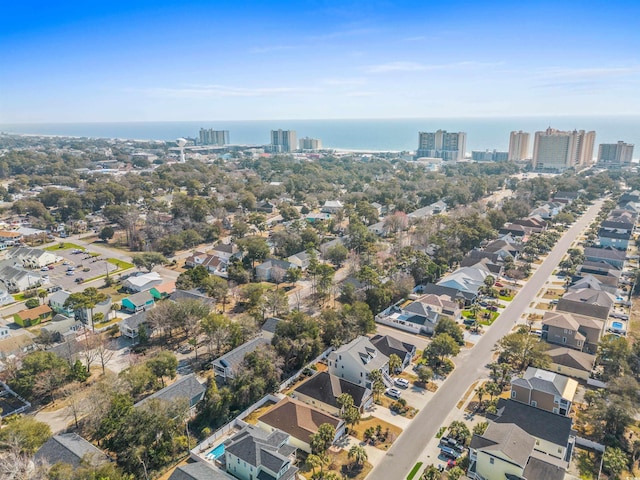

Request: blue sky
left=2, top=0, right=640, bottom=122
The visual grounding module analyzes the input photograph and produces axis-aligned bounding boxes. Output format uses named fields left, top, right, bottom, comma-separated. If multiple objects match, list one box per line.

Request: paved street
left=367, top=198, right=605, bottom=480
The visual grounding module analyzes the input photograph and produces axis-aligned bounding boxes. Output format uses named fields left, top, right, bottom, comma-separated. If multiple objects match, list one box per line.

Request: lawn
left=407, top=462, right=423, bottom=480
left=301, top=449, right=373, bottom=480
left=44, top=242, right=84, bottom=251
left=107, top=258, right=135, bottom=270
left=498, top=294, right=514, bottom=301
left=375, top=396, right=418, bottom=419
left=542, top=289, right=564, bottom=299
left=479, top=311, right=499, bottom=326
left=242, top=401, right=277, bottom=425
left=350, top=416, right=403, bottom=451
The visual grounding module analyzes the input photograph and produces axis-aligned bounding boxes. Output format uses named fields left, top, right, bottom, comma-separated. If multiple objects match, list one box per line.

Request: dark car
left=440, top=446, right=461, bottom=459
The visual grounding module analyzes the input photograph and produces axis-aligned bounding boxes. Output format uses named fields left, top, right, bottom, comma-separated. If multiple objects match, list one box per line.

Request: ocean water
left=1, top=116, right=639, bottom=153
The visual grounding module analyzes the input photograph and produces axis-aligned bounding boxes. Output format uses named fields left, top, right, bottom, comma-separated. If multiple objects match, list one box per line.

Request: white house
left=122, top=271, right=164, bottom=293
left=7, top=247, right=57, bottom=269
left=327, top=336, right=391, bottom=389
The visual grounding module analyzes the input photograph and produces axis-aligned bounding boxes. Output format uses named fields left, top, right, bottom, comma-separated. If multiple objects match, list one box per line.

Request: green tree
left=0, top=416, right=51, bottom=453
left=8, top=351, right=71, bottom=400
left=473, top=421, right=489, bottom=436
left=348, top=444, right=368, bottom=469
left=598, top=334, right=631, bottom=380
left=326, top=243, right=349, bottom=267
left=99, top=225, right=115, bottom=242
left=496, top=330, right=550, bottom=372
left=146, top=351, right=178, bottom=387
left=603, top=446, right=628, bottom=478
left=420, top=465, right=441, bottom=480
left=64, top=287, right=108, bottom=332
left=310, top=423, right=336, bottom=455
left=447, top=420, right=471, bottom=446
left=237, top=236, right=269, bottom=268
left=423, top=333, right=461, bottom=366
left=416, top=365, right=433, bottom=386
left=24, top=298, right=39, bottom=309
left=368, top=370, right=386, bottom=401
left=131, top=252, right=167, bottom=271
left=388, top=353, right=403, bottom=374
left=434, top=317, right=465, bottom=345
left=447, top=466, right=465, bottom=480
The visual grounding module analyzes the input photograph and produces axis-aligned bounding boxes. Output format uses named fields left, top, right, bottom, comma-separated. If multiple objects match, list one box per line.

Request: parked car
left=178, top=344, right=194, bottom=354
left=531, top=329, right=542, bottom=337
left=495, top=282, right=504, bottom=287
left=487, top=305, right=498, bottom=311
left=48, top=265, right=54, bottom=270
left=66, top=270, right=75, bottom=276
left=440, top=446, right=461, bottom=459
left=62, top=261, right=70, bottom=266
left=40, top=267, right=49, bottom=271
left=386, top=388, right=402, bottom=399
left=550, top=299, right=559, bottom=305
left=394, top=378, right=410, bottom=388
left=74, top=277, right=84, bottom=283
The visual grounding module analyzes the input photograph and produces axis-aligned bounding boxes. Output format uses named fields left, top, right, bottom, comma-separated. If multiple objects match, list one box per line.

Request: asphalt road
left=367, top=198, right=604, bottom=480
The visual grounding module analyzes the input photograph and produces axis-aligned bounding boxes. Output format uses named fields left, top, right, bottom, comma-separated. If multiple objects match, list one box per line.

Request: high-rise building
left=597, top=141, right=634, bottom=167
left=299, top=137, right=322, bottom=151
left=508, top=131, right=530, bottom=161
left=415, top=130, right=466, bottom=161
left=532, top=128, right=596, bottom=171
left=270, top=129, right=297, bottom=153
left=199, top=128, right=229, bottom=146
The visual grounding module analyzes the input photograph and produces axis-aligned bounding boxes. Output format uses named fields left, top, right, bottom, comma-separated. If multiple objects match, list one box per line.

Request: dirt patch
left=542, top=289, right=564, bottom=299
left=241, top=400, right=277, bottom=425
left=457, top=381, right=478, bottom=410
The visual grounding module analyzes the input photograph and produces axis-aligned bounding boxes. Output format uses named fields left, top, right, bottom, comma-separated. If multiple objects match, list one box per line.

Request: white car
left=386, top=388, right=402, bottom=399
left=394, top=378, right=410, bottom=388
left=40, top=267, right=49, bottom=271
left=66, top=270, right=75, bottom=276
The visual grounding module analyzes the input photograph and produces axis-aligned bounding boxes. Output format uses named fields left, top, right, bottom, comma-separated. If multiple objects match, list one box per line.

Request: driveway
left=367, top=199, right=605, bottom=480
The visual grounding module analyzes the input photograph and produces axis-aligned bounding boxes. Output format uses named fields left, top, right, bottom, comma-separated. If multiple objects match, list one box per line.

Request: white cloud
left=364, top=60, right=503, bottom=74
left=538, top=66, right=640, bottom=79
left=322, top=77, right=367, bottom=86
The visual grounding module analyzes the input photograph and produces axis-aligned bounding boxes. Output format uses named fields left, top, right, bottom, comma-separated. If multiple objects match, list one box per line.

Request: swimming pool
left=612, top=321, right=624, bottom=329
left=207, top=444, right=225, bottom=460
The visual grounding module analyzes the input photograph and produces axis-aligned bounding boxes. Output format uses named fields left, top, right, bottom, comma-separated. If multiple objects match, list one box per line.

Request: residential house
left=437, top=266, right=490, bottom=298
left=256, top=397, right=345, bottom=453
left=134, top=373, right=206, bottom=410
left=577, top=260, right=622, bottom=281
left=492, top=398, right=574, bottom=460
left=510, top=367, right=578, bottom=416
left=375, top=301, right=440, bottom=335
left=601, top=218, right=635, bottom=234
left=498, top=223, right=529, bottom=239
left=484, top=238, right=521, bottom=259
left=122, top=271, right=164, bottom=293
left=0, top=332, right=35, bottom=359
left=556, top=288, right=615, bottom=320
left=530, top=202, right=563, bottom=220
left=327, top=335, right=390, bottom=389
left=287, top=250, right=319, bottom=270
left=598, top=227, right=632, bottom=250
left=223, top=424, right=298, bottom=480
left=546, top=347, right=596, bottom=381
left=76, top=296, right=113, bottom=325
left=14, top=304, right=52, bottom=327
left=121, top=291, right=154, bottom=313
left=0, top=288, right=12, bottom=306
left=168, top=462, right=232, bottom=480
left=459, top=256, right=503, bottom=276
left=40, top=315, right=82, bottom=339
left=0, top=326, right=8, bottom=340
left=185, top=252, right=229, bottom=276
left=0, top=230, right=22, bottom=244
left=0, top=382, right=31, bottom=417
left=170, top=289, right=216, bottom=306
left=150, top=281, right=176, bottom=300
left=211, top=243, right=242, bottom=262
left=48, top=290, right=75, bottom=316
left=584, top=246, right=626, bottom=269
left=292, top=371, right=373, bottom=415
left=512, top=215, right=547, bottom=233
left=213, top=337, right=270, bottom=382
left=468, top=422, right=566, bottom=480
left=407, top=200, right=447, bottom=220
left=34, top=433, right=110, bottom=469
left=571, top=272, right=619, bottom=294
left=413, top=293, right=461, bottom=320
left=419, top=283, right=474, bottom=306
left=7, top=247, right=56, bottom=268
left=256, top=201, right=275, bottom=214
left=541, top=311, right=604, bottom=354
left=0, top=264, right=42, bottom=292
left=320, top=200, right=344, bottom=214
left=369, top=334, right=416, bottom=371
left=553, top=191, right=580, bottom=204
left=255, top=258, right=295, bottom=282
left=119, top=311, right=148, bottom=340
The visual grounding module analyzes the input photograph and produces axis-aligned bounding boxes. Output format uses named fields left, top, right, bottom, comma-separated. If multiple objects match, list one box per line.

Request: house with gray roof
left=134, top=373, right=206, bottom=410
left=119, top=311, right=148, bottom=340
left=255, top=259, right=296, bottom=282
left=223, top=424, right=298, bottom=480
left=168, top=462, right=232, bottom=480
left=557, top=288, right=615, bottom=320
left=34, top=433, right=109, bottom=469
left=327, top=335, right=391, bottom=389
left=292, top=371, right=373, bottom=415
left=375, top=301, right=441, bottom=335
left=546, top=347, right=596, bottom=381
left=437, top=266, right=490, bottom=297
left=584, top=246, right=626, bottom=269
left=213, top=337, right=270, bottom=382
left=542, top=310, right=605, bottom=354
left=370, top=334, right=416, bottom=371
left=468, top=422, right=566, bottom=480
left=510, top=367, right=578, bottom=417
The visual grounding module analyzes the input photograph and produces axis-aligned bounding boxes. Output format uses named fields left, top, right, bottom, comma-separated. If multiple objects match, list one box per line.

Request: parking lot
left=42, top=248, right=118, bottom=291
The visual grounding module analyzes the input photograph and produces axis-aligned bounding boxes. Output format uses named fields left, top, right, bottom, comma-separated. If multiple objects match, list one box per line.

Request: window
left=562, top=337, right=567, bottom=344
left=360, top=372, right=363, bottom=376
left=490, top=458, right=494, bottom=464
left=531, top=400, right=537, bottom=407
left=511, top=391, right=516, bottom=399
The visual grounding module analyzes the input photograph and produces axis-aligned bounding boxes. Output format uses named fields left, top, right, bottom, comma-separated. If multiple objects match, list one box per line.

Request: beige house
left=541, top=311, right=605, bottom=354
left=291, top=371, right=373, bottom=415
left=327, top=336, right=390, bottom=389
left=547, top=347, right=596, bottom=381
left=510, top=367, right=578, bottom=416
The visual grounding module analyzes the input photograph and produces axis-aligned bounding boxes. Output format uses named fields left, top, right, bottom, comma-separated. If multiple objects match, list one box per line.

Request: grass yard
left=375, top=396, right=418, bottom=419
left=498, top=294, right=514, bottom=301
left=350, top=416, right=403, bottom=450
left=542, top=289, right=564, bottom=299
left=44, top=242, right=84, bottom=251
left=107, top=258, right=134, bottom=270
left=242, top=401, right=277, bottom=425
left=479, top=311, right=499, bottom=326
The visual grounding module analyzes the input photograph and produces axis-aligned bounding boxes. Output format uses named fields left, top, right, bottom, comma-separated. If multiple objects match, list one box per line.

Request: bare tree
left=61, top=382, right=86, bottom=429
left=95, top=337, right=116, bottom=375
left=0, top=444, right=49, bottom=480
left=81, top=334, right=100, bottom=373
left=271, top=266, right=286, bottom=288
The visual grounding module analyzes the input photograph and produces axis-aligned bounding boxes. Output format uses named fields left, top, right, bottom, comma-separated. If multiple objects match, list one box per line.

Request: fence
left=575, top=436, right=605, bottom=453
left=0, top=381, right=31, bottom=417
left=587, top=378, right=607, bottom=389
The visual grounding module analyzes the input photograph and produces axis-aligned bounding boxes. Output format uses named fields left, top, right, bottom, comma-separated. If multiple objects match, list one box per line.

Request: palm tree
left=348, top=445, right=368, bottom=471
left=306, top=453, right=328, bottom=479
left=388, top=353, right=403, bottom=374
left=475, top=385, right=486, bottom=411
left=421, top=465, right=441, bottom=480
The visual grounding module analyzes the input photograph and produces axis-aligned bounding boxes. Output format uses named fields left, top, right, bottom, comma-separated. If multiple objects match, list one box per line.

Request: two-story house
left=292, top=371, right=373, bottom=415
left=556, top=288, right=614, bottom=321
left=327, top=336, right=390, bottom=389
left=468, top=422, right=566, bottom=480
left=224, top=424, right=298, bottom=480
left=370, top=334, right=416, bottom=371
left=374, top=301, right=440, bottom=336
left=510, top=367, right=578, bottom=416
left=541, top=311, right=605, bottom=354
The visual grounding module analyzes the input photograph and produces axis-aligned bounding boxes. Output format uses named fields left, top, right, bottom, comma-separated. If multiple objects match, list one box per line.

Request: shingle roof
left=294, top=371, right=370, bottom=409
left=512, top=367, right=578, bottom=400
left=328, top=336, right=388, bottom=373
left=34, top=433, right=109, bottom=468
left=523, top=453, right=566, bottom=480
left=493, top=399, right=573, bottom=448
left=475, top=422, right=535, bottom=467
left=134, top=373, right=205, bottom=407
left=261, top=317, right=282, bottom=334
left=257, top=397, right=343, bottom=445
left=560, top=288, right=614, bottom=307
left=213, top=337, right=270, bottom=374
left=170, top=289, right=215, bottom=305
left=542, top=311, right=604, bottom=333
left=370, top=334, right=415, bottom=360
left=124, top=290, right=154, bottom=306
left=168, top=462, right=232, bottom=480
left=120, top=311, right=147, bottom=330
left=584, top=246, right=627, bottom=261
left=547, top=347, right=596, bottom=372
